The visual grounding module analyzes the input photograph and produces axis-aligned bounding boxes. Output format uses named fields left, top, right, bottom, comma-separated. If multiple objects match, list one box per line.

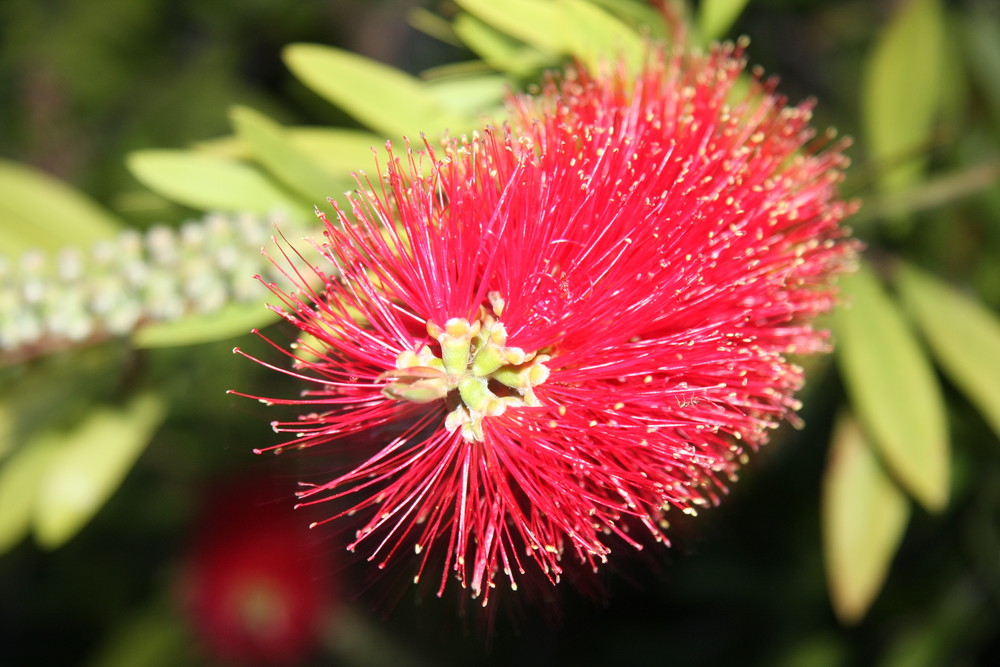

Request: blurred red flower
left=236, top=41, right=857, bottom=605
left=184, top=478, right=331, bottom=664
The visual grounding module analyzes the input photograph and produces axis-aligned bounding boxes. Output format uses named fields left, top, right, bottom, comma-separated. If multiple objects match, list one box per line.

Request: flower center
left=380, top=295, right=549, bottom=442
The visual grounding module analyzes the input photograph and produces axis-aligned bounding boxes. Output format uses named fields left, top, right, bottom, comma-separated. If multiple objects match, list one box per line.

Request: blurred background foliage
left=2, top=0, right=1000, bottom=665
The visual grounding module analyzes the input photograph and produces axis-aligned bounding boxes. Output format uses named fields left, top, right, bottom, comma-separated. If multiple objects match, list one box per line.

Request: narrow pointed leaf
left=862, top=0, right=946, bottom=193
left=230, top=106, right=344, bottom=209
left=453, top=13, right=551, bottom=74
left=127, top=150, right=305, bottom=214
left=133, top=301, right=279, bottom=349
left=559, top=0, right=646, bottom=74
left=589, top=0, right=670, bottom=39
left=288, top=128, right=383, bottom=175
left=455, top=0, right=565, bottom=55
left=424, top=74, right=508, bottom=117
left=283, top=44, right=470, bottom=139
left=0, top=159, right=124, bottom=255
left=823, top=412, right=910, bottom=624
left=34, top=392, right=167, bottom=548
left=834, top=262, right=949, bottom=511
left=196, top=127, right=383, bottom=177
left=897, top=262, right=1000, bottom=440
left=699, top=0, right=751, bottom=42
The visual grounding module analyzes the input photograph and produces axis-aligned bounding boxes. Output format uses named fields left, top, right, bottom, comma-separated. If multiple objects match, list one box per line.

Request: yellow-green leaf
left=559, top=0, right=646, bottom=75
left=823, top=412, right=911, bottom=624
left=196, top=127, right=383, bottom=178
left=0, top=158, right=124, bottom=255
left=283, top=44, right=470, bottom=139
left=897, top=262, right=1000, bottom=440
left=589, top=0, right=670, bottom=39
left=133, top=300, right=280, bottom=349
left=424, top=73, right=508, bottom=118
left=230, top=106, right=344, bottom=208
left=834, top=261, right=950, bottom=511
left=699, top=0, right=751, bottom=42
left=127, top=150, right=305, bottom=215
left=862, top=0, right=946, bottom=193
left=287, top=128, right=383, bottom=175
left=455, top=0, right=565, bottom=55
left=453, top=13, right=552, bottom=75
left=34, top=392, right=167, bottom=548
left=0, top=435, right=58, bottom=553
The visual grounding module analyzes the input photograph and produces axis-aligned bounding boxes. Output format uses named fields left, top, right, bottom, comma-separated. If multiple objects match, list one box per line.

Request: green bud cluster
left=380, top=296, right=550, bottom=442
left=0, top=211, right=307, bottom=362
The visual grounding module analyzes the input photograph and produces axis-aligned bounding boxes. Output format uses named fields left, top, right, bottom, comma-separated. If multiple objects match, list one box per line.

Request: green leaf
left=834, top=261, right=950, bottom=511
left=230, top=106, right=344, bottom=208
left=699, top=0, right=751, bottom=42
left=0, top=158, right=124, bottom=255
left=588, top=0, right=670, bottom=39
left=897, top=262, right=1000, bottom=440
left=424, top=73, right=508, bottom=118
left=559, top=0, right=646, bottom=75
left=283, top=44, right=471, bottom=139
left=127, top=150, right=306, bottom=215
left=34, top=392, right=167, bottom=548
left=86, top=603, right=192, bottom=667
left=132, top=300, right=280, bottom=349
left=287, top=128, right=384, bottom=176
left=453, top=13, right=552, bottom=74
left=0, top=435, right=58, bottom=553
left=861, top=0, right=946, bottom=193
left=823, top=412, right=910, bottom=624
left=962, top=4, right=1000, bottom=132
left=455, top=0, right=565, bottom=55
left=196, top=127, right=384, bottom=178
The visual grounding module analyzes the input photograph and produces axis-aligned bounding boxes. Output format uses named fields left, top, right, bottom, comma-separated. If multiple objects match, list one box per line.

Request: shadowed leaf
left=834, top=261, right=950, bottom=511
left=34, top=392, right=167, bottom=548
left=0, top=159, right=124, bottom=256
left=699, top=0, right=751, bottom=42
left=897, top=262, right=1000, bottom=440
left=823, top=411, right=910, bottom=624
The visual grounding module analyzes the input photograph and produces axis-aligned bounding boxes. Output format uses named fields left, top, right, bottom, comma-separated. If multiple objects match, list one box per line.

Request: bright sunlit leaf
left=424, top=73, right=508, bottom=117
left=133, top=301, right=280, bottom=349
left=127, top=150, right=305, bottom=215
left=560, top=0, right=646, bottom=74
left=455, top=0, right=565, bottom=55
left=196, top=127, right=384, bottom=178
left=34, top=392, right=167, bottom=549
left=286, top=128, right=384, bottom=175
left=823, top=411, right=910, bottom=624
left=834, top=261, right=950, bottom=512
left=0, top=159, right=124, bottom=256
left=588, top=0, right=670, bottom=39
left=453, top=13, right=552, bottom=74
left=283, top=44, right=471, bottom=139
left=230, top=106, right=343, bottom=208
left=897, top=262, right=1000, bottom=440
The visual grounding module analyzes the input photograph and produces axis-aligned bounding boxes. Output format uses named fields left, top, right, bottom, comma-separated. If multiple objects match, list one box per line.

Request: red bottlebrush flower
left=234, top=42, right=857, bottom=605
left=183, top=478, right=331, bottom=664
